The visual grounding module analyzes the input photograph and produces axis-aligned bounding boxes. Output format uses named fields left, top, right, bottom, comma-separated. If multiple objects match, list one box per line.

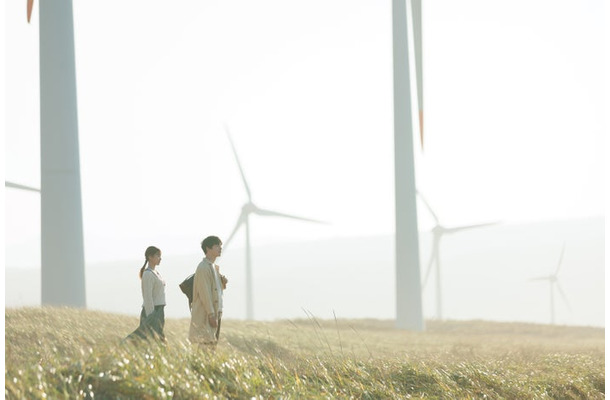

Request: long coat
left=188, top=258, right=220, bottom=344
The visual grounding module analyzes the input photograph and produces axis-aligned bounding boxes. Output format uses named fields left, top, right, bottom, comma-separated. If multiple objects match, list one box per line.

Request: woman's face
left=149, top=251, right=162, bottom=267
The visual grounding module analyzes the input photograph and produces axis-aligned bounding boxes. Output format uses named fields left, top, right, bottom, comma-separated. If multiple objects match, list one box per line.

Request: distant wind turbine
left=223, top=125, right=327, bottom=320
left=530, top=243, right=571, bottom=325
left=417, top=191, right=499, bottom=320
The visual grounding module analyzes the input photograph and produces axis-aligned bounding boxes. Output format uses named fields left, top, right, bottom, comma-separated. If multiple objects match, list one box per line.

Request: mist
left=6, top=217, right=604, bottom=327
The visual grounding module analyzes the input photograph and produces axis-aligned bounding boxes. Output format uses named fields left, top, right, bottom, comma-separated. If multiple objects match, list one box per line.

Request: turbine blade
left=555, top=281, right=572, bottom=311
left=416, top=190, right=439, bottom=224
left=223, top=211, right=246, bottom=250
left=254, top=207, right=328, bottom=224
left=5, top=181, right=40, bottom=192
left=27, top=0, right=34, bottom=22
left=411, top=0, right=424, bottom=149
left=529, top=276, right=550, bottom=282
left=422, top=239, right=437, bottom=289
left=445, top=221, right=499, bottom=234
left=224, top=124, right=252, bottom=202
left=554, top=243, right=566, bottom=276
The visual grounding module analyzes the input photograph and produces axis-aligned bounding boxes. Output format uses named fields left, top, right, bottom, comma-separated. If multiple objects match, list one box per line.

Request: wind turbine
left=417, top=191, right=498, bottom=320
left=223, top=126, right=326, bottom=320
left=392, top=0, right=425, bottom=330
left=21, top=0, right=87, bottom=307
left=530, top=244, right=571, bottom=325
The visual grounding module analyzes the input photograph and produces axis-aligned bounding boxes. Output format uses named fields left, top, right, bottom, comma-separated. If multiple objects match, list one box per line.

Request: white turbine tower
left=417, top=191, right=498, bottom=320
left=530, top=244, right=571, bottom=325
left=223, top=126, right=326, bottom=320
left=392, top=0, right=425, bottom=330
left=25, top=0, right=86, bottom=307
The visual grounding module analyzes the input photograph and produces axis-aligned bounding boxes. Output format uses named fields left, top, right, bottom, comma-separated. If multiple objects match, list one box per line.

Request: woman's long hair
left=139, top=246, right=161, bottom=279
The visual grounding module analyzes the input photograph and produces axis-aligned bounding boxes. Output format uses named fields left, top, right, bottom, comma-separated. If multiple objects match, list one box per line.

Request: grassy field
left=5, top=307, right=604, bottom=399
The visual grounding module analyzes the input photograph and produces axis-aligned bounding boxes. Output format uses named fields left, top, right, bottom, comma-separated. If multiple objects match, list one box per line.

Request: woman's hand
left=208, top=314, right=218, bottom=328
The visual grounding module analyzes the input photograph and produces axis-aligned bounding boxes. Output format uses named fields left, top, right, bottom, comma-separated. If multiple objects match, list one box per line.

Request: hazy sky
left=4, top=0, right=606, bottom=266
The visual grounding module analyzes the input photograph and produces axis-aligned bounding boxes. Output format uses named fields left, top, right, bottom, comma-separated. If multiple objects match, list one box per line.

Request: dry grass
left=5, top=307, right=605, bottom=399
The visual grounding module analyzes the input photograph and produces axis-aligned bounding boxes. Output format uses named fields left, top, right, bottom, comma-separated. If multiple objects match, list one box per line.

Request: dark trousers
left=126, top=305, right=165, bottom=341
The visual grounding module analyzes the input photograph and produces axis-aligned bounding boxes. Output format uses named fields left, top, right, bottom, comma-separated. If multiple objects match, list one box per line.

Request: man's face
left=208, top=243, right=222, bottom=258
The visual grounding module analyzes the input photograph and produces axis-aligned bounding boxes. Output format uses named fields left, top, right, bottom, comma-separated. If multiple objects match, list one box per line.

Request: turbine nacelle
left=242, top=202, right=257, bottom=215
left=431, top=225, right=445, bottom=235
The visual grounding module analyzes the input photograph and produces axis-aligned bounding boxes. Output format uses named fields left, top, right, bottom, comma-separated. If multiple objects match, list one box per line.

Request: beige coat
left=188, top=258, right=220, bottom=344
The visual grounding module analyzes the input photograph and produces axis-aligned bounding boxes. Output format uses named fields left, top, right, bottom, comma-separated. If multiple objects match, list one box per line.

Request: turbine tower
left=530, top=244, right=571, bottom=325
left=223, top=125, right=326, bottom=320
left=25, top=0, right=86, bottom=307
left=417, top=191, right=498, bottom=320
left=392, top=0, right=424, bottom=330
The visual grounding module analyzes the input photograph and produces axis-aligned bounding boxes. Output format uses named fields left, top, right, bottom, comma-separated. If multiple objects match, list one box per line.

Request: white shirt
left=141, top=268, right=166, bottom=316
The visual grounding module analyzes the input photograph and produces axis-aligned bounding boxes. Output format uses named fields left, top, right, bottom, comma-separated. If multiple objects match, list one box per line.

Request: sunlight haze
left=3, top=0, right=606, bottom=326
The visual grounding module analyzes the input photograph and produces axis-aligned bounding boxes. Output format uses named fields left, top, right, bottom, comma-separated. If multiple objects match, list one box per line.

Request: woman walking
left=126, top=246, right=167, bottom=342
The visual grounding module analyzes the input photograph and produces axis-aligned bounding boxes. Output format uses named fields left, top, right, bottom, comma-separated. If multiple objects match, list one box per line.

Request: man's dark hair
left=201, top=236, right=222, bottom=254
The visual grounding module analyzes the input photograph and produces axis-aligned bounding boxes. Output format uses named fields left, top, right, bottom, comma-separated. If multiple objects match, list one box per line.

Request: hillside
left=5, top=307, right=605, bottom=399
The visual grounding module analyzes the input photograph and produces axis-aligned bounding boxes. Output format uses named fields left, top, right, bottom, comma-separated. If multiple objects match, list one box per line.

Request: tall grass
left=5, top=307, right=604, bottom=399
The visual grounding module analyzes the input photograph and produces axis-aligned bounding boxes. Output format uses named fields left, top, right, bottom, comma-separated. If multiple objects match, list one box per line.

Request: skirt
left=126, top=305, right=165, bottom=341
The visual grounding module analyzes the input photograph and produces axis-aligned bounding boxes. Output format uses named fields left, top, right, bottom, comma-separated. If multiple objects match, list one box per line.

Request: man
left=189, top=236, right=228, bottom=347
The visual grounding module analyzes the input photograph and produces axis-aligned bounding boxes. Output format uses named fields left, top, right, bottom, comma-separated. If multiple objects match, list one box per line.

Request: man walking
left=189, top=236, right=227, bottom=347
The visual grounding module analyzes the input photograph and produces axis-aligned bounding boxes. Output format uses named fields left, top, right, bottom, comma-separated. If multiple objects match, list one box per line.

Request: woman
left=126, top=246, right=167, bottom=342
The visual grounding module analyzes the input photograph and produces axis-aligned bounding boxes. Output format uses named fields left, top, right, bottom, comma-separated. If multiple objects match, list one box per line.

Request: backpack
left=179, top=274, right=194, bottom=311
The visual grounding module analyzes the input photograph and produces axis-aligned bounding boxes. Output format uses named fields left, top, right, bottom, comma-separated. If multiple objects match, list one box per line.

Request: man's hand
left=216, top=265, right=228, bottom=289
left=208, top=314, right=218, bottom=328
